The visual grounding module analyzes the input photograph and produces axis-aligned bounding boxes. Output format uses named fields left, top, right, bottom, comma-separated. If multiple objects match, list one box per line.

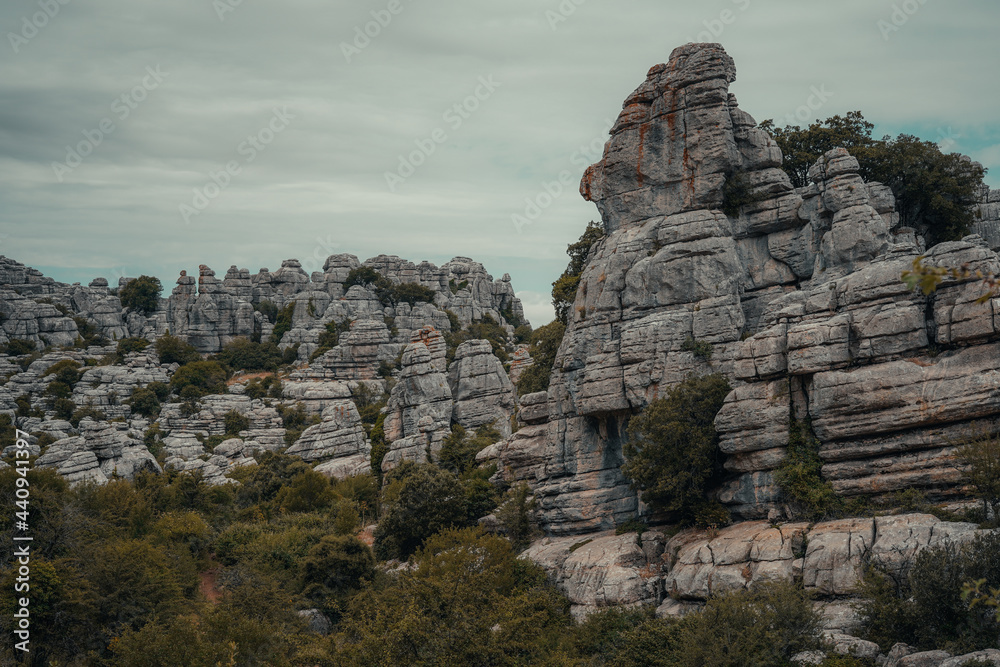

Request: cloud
left=2, top=0, right=998, bottom=329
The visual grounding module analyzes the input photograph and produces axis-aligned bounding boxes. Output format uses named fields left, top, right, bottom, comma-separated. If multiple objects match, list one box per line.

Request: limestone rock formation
left=286, top=400, right=370, bottom=479
left=449, top=339, right=516, bottom=437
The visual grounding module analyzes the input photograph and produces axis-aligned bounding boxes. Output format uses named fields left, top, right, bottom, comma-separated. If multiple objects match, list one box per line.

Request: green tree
left=552, top=221, right=605, bottom=324
left=118, top=275, right=163, bottom=316
left=438, top=424, right=501, bottom=475
left=761, top=112, right=986, bottom=246
left=515, top=319, right=566, bottom=396
left=959, top=432, right=1000, bottom=524
left=214, top=337, right=286, bottom=372
left=116, top=337, right=150, bottom=356
left=344, top=266, right=381, bottom=289
left=155, top=334, right=201, bottom=365
left=392, top=282, right=436, bottom=306
left=169, top=361, right=228, bottom=398
left=621, top=374, right=731, bottom=524
left=127, top=387, right=161, bottom=418
left=373, top=462, right=468, bottom=561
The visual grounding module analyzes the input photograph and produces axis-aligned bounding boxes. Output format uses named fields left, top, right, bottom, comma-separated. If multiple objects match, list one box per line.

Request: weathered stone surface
left=286, top=400, right=369, bottom=466
left=449, top=339, right=516, bottom=437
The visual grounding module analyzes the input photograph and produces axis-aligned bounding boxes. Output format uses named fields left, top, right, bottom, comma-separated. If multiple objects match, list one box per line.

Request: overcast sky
left=1, top=0, right=998, bottom=326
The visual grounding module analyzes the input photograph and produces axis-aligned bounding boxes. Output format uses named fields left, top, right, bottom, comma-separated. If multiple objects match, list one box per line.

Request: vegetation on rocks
left=117, top=275, right=163, bottom=317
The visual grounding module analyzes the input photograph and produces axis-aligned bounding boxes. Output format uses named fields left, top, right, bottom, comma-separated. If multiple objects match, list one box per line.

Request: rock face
left=502, top=42, right=1000, bottom=534
left=381, top=327, right=453, bottom=471
left=286, top=400, right=371, bottom=479
left=525, top=513, right=987, bottom=623
left=449, top=339, right=516, bottom=437
left=35, top=418, right=160, bottom=484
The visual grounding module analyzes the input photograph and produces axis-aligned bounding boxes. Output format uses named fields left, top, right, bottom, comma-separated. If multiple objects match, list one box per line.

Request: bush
left=310, top=318, right=353, bottom=361
left=681, top=336, right=714, bottom=360
left=373, top=462, right=469, bottom=561
left=127, top=387, right=161, bottom=419
left=958, top=432, right=1000, bottom=525
left=70, top=405, right=106, bottom=427
left=775, top=418, right=843, bottom=520
left=254, top=299, right=279, bottom=324
left=169, top=361, right=228, bottom=398
left=154, top=334, right=200, bottom=365
left=214, top=337, right=286, bottom=372
left=223, top=409, right=250, bottom=436
left=118, top=275, right=163, bottom=316
left=42, top=359, right=82, bottom=386
left=300, top=534, right=374, bottom=600
left=621, top=374, right=731, bottom=524
left=857, top=532, right=1000, bottom=653
left=552, top=221, right=604, bottom=325
left=438, top=424, right=501, bottom=475
left=116, top=337, right=150, bottom=356
left=494, top=483, right=539, bottom=552
left=53, top=397, right=76, bottom=420
left=3, top=338, right=36, bottom=356
left=270, top=303, right=295, bottom=343
left=344, top=266, right=380, bottom=289
left=147, top=381, right=170, bottom=402
left=276, top=470, right=335, bottom=513
left=515, top=320, right=566, bottom=396
left=392, top=282, right=436, bottom=306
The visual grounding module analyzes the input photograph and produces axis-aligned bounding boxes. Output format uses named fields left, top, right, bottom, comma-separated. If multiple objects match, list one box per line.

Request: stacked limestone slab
left=500, top=42, right=1000, bottom=535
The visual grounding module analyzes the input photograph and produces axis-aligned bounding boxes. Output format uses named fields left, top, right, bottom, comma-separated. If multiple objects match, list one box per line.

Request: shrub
left=169, top=361, right=228, bottom=398
left=214, top=337, right=285, bottom=372
left=254, top=299, right=279, bottom=324
left=147, top=381, right=170, bottom=402
left=116, top=337, right=150, bottom=357
left=494, top=482, right=539, bottom=552
left=681, top=336, right=714, bottom=360
left=72, top=316, right=109, bottom=348
left=857, top=532, right=1000, bottom=653
left=42, top=359, right=82, bottom=386
left=70, top=405, right=106, bottom=427
left=552, top=221, right=604, bottom=325
left=958, top=432, right=1000, bottom=525
left=621, top=374, right=731, bottom=524
left=154, top=334, right=200, bottom=365
left=275, top=402, right=319, bottom=446
left=3, top=338, right=36, bottom=356
left=515, top=320, right=566, bottom=396
left=373, top=462, right=468, bottom=561
left=344, top=266, right=380, bottom=289
left=438, top=424, right=502, bottom=475
left=53, top=397, right=76, bottom=420
left=310, top=318, right=352, bottom=360
left=775, top=418, right=843, bottom=520
left=127, top=388, right=161, bottom=419
left=392, top=282, right=436, bottom=306
left=270, top=303, right=295, bottom=343
left=276, top=470, right=335, bottom=513
left=223, top=409, right=250, bottom=436
left=445, top=315, right=512, bottom=364
left=117, top=275, right=162, bottom=317
left=300, top=534, right=375, bottom=599
left=721, top=169, right=770, bottom=217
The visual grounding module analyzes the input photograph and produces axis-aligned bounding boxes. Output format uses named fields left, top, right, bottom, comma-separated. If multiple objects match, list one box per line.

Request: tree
left=127, top=387, right=161, bottom=418
left=392, top=282, right=436, bottom=307
left=515, top=320, right=566, bottom=396
left=344, top=266, right=381, bottom=289
left=373, top=462, right=468, bottom=561
left=761, top=111, right=986, bottom=246
left=154, top=334, right=201, bottom=365
left=118, top=275, right=163, bottom=317
left=214, top=337, right=285, bottom=372
left=300, top=534, right=375, bottom=599
left=169, top=361, right=228, bottom=398
left=552, top=221, right=605, bottom=324
left=958, top=432, right=1000, bottom=524
left=439, top=424, right=502, bottom=475
left=621, top=374, right=731, bottom=524
left=116, top=337, right=150, bottom=356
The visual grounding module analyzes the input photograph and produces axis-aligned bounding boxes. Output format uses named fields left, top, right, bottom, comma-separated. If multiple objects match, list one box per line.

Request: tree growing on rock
left=117, top=275, right=163, bottom=317
left=552, top=221, right=604, bottom=325
left=621, top=374, right=732, bottom=526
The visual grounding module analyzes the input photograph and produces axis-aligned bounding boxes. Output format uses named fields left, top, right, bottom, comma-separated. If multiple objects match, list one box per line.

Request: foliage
left=392, top=282, right=437, bottom=306
left=681, top=336, right=714, bottom=360
left=223, top=409, right=250, bottom=436
left=270, top=302, right=296, bottom=344
left=127, top=387, right=161, bottom=418
left=761, top=111, right=986, bottom=245
left=515, top=319, right=566, bottom=396
left=214, top=337, right=290, bottom=372
left=438, top=423, right=501, bottom=475
left=117, top=275, right=163, bottom=316
left=621, top=374, right=731, bottom=525
left=116, top=336, right=150, bottom=356
left=311, top=318, right=353, bottom=360
left=154, top=334, right=201, bottom=365
left=169, top=360, right=228, bottom=398
left=494, top=482, right=540, bottom=552
left=445, top=314, right=511, bottom=363
left=275, top=402, right=320, bottom=446
left=52, top=396, right=76, bottom=420
left=552, top=221, right=605, bottom=324
left=373, top=462, right=469, bottom=561
left=3, top=338, right=36, bottom=356
left=344, top=266, right=381, bottom=289
left=857, top=532, right=1000, bottom=653
left=775, top=418, right=844, bottom=520
left=721, top=169, right=771, bottom=217
left=958, top=431, right=1000, bottom=524
left=70, top=404, right=107, bottom=427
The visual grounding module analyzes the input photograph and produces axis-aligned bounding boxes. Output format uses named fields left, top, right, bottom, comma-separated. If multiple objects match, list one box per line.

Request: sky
left=1, top=0, right=998, bottom=327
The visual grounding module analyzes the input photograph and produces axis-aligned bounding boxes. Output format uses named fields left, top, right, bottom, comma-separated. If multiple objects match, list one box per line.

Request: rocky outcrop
left=525, top=513, right=988, bottom=623
left=35, top=418, right=160, bottom=484
left=381, top=327, right=453, bottom=471
left=503, top=42, right=1000, bottom=533
left=449, top=339, right=516, bottom=437
left=286, top=400, right=370, bottom=479
left=158, top=394, right=286, bottom=451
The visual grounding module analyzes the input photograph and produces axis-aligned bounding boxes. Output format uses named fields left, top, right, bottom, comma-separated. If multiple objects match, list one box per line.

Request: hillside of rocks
left=0, top=253, right=524, bottom=483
